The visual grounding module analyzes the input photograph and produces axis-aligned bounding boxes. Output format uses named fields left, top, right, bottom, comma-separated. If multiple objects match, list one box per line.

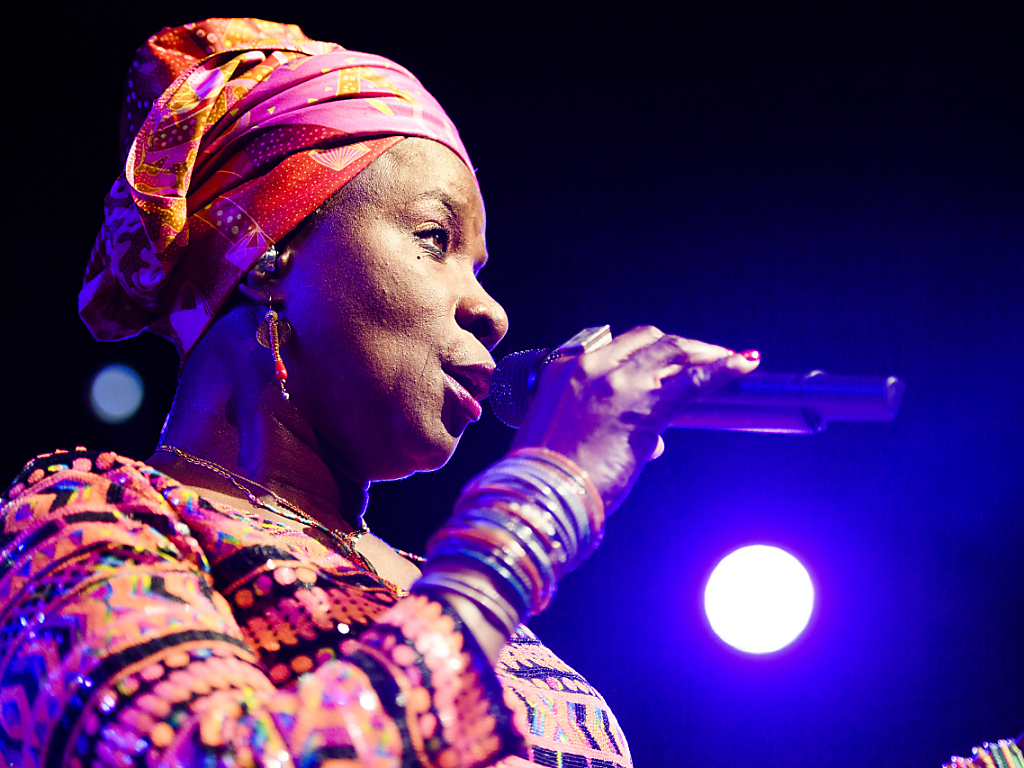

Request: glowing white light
left=90, top=365, right=144, bottom=424
left=704, top=545, right=814, bottom=654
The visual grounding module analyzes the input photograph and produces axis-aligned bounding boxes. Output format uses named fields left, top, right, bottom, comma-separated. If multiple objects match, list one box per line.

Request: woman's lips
left=443, top=370, right=483, bottom=421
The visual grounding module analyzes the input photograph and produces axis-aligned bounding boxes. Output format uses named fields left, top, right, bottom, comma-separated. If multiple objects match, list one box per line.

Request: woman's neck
left=145, top=445, right=422, bottom=592
left=149, top=313, right=369, bottom=535
left=148, top=441, right=369, bottom=535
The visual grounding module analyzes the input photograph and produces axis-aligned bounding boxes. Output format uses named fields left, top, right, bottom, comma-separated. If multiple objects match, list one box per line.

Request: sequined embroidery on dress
left=0, top=448, right=631, bottom=767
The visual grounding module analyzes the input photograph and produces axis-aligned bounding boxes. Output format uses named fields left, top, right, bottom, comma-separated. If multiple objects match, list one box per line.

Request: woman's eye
left=417, top=227, right=449, bottom=257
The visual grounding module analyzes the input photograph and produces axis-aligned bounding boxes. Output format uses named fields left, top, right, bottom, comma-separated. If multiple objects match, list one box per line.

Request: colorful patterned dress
left=0, top=448, right=631, bottom=768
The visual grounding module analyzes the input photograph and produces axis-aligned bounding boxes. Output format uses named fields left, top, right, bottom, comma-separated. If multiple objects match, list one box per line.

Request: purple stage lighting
left=704, top=545, right=814, bottom=654
left=89, top=364, right=144, bottom=424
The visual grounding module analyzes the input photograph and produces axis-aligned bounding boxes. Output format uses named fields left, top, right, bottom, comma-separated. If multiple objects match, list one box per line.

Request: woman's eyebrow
left=411, top=189, right=461, bottom=219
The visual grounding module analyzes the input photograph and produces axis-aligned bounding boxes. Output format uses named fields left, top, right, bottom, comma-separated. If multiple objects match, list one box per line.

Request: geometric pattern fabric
left=1, top=449, right=632, bottom=767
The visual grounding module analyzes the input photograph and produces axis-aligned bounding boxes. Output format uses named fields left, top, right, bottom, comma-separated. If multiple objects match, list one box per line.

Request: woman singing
left=0, top=18, right=760, bottom=768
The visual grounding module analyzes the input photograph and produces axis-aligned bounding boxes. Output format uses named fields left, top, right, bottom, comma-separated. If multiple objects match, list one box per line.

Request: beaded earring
left=257, top=305, right=292, bottom=400
left=253, top=245, right=293, bottom=400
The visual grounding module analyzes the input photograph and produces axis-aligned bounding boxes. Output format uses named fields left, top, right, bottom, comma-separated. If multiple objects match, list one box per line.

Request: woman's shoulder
left=1, top=447, right=214, bottom=570
left=3, top=447, right=189, bottom=536
left=0, top=447, right=405, bottom=679
left=1, top=447, right=368, bottom=572
left=4, top=447, right=154, bottom=502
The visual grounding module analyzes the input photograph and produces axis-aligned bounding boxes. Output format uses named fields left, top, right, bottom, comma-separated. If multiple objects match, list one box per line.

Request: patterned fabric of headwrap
left=80, top=18, right=474, bottom=358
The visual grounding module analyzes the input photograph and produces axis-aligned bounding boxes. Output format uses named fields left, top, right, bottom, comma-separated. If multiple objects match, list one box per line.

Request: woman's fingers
left=512, top=325, right=760, bottom=514
left=582, top=325, right=733, bottom=374
left=652, top=347, right=761, bottom=413
left=599, top=332, right=757, bottom=423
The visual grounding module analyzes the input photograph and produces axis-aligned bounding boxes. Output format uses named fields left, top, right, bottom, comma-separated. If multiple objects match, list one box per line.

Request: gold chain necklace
left=156, top=445, right=377, bottom=574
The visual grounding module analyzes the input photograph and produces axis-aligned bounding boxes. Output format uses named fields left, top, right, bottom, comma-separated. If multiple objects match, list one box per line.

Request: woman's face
left=281, top=138, right=508, bottom=482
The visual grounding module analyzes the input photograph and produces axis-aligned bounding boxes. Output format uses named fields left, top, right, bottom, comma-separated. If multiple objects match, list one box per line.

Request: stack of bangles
left=413, top=447, right=606, bottom=636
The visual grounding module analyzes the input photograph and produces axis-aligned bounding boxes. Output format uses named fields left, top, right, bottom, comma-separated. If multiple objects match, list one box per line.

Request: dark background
left=6, top=3, right=1021, bottom=765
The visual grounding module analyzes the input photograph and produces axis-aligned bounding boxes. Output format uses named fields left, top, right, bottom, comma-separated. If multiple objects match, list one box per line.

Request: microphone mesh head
left=489, top=348, right=548, bottom=428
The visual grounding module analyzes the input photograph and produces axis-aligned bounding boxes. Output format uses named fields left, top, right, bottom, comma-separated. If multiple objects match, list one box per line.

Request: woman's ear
left=238, top=246, right=292, bottom=305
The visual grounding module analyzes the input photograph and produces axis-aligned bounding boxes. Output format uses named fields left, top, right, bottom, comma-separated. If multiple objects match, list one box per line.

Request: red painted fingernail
left=741, top=349, right=760, bottom=361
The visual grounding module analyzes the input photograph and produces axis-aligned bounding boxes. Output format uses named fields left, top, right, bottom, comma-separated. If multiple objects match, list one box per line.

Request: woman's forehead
left=365, top=139, right=485, bottom=223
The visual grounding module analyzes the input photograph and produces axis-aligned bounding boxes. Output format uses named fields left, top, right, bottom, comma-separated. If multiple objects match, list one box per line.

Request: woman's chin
left=374, top=427, right=460, bottom=480
left=412, top=433, right=461, bottom=474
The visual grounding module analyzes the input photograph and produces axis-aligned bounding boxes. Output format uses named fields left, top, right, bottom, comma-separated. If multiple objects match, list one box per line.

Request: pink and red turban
left=80, top=18, right=474, bottom=358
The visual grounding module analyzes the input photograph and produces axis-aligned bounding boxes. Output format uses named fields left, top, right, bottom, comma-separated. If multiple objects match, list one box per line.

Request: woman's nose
left=457, top=282, right=508, bottom=351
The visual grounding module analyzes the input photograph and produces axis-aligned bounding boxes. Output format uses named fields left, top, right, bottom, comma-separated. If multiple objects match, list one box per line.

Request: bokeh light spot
left=704, top=545, right=814, bottom=654
left=90, top=364, right=144, bottom=424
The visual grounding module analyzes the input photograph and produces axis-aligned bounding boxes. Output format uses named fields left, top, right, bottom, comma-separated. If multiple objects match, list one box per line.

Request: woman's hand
left=511, top=326, right=760, bottom=514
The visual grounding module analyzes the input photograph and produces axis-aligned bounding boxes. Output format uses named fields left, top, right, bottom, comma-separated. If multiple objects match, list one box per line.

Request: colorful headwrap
left=81, top=18, right=474, bottom=358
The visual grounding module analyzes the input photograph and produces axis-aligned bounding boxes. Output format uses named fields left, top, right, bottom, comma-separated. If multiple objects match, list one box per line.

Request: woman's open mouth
left=442, top=364, right=491, bottom=422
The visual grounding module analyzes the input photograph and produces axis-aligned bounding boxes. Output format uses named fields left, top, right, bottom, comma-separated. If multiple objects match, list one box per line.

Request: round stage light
left=704, top=545, right=814, bottom=654
left=90, top=364, right=144, bottom=424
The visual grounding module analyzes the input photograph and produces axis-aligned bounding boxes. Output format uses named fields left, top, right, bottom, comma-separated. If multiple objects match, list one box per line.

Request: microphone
left=489, top=327, right=905, bottom=434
